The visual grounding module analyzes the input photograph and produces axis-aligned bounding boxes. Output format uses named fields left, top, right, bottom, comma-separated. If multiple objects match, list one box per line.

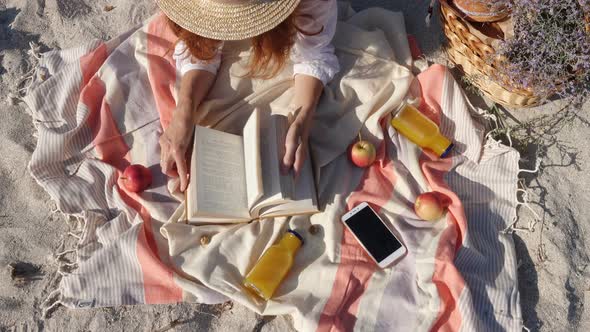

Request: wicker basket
left=440, top=0, right=543, bottom=108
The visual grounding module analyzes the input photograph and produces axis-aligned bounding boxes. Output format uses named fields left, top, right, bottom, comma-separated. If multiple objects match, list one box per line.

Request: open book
left=186, top=108, right=318, bottom=223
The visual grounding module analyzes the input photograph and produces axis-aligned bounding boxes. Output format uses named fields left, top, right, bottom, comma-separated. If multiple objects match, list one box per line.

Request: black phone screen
left=344, top=205, right=402, bottom=262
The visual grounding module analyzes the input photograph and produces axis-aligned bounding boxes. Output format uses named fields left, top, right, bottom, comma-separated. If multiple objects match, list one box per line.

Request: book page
left=259, top=146, right=318, bottom=218
left=249, top=111, right=317, bottom=219
left=249, top=113, right=290, bottom=216
left=262, top=113, right=296, bottom=199
left=242, top=109, right=263, bottom=209
left=272, top=114, right=295, bottom=199
left=189, top=126, right=250, bottom=220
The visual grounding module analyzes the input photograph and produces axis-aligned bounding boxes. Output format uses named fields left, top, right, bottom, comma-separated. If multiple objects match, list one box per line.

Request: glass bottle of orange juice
left=390, top=103, right=454, bottom=158
left=243, top=230, right=303, bottom=301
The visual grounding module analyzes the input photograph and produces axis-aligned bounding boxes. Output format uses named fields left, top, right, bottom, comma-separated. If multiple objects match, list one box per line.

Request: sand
left=0, top=0, right=587, bottom=331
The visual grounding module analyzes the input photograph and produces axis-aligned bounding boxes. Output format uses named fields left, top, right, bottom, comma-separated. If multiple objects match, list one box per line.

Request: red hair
left=167, top=7, right=323, bottom=79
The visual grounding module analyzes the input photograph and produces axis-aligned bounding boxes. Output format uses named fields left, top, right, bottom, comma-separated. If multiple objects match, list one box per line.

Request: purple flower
left=486, top=0, right=590, bottom=108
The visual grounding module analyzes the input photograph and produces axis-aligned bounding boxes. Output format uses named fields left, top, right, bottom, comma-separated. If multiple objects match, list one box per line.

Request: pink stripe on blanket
left=129, top=193, right=184, bottom=304
left=80, top=43, right=128, bottom=163
left=420, top=153, right=465, bottom=332
left=318, top=121, right=397, bottom=332
left=81, top=76, right=129, bottom=164
left=416, top=66, right=467, bottom=332
left=79, top=45, right=183, bottom=304
left=80, top=43, right=108, bottom=87
left=147, top=14, right=178, bottom=129
left=418, top=64, right=446, bottom=125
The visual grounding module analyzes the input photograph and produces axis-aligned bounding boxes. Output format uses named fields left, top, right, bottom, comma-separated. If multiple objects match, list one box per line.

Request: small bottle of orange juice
left=243, top=230, right=303, bottom=301
left=390, top=103, right=454, bottom=158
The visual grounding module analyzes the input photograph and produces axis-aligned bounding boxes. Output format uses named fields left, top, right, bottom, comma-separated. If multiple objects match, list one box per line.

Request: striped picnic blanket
left=24, top=5, right=523, bottom=331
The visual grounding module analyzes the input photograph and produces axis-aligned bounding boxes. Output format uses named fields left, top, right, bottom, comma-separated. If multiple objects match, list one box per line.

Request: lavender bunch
left=490, top=0, right=590, bottom=108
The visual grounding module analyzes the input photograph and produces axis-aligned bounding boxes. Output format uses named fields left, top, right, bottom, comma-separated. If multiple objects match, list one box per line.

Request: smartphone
left=341, top=202, right=407, bottom=268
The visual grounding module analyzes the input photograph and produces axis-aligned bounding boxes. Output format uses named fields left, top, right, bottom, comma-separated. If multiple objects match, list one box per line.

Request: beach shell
left=308, top=224, right=320, bottom=235
left=200, top=235, right=211, bottom=247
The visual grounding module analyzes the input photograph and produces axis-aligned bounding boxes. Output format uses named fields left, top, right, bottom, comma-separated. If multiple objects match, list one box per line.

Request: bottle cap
left=429, top=135, right=453, bottom=157
left=287, top=229, right=304, bottom=245
left=440, top=143, right=454, bottom=158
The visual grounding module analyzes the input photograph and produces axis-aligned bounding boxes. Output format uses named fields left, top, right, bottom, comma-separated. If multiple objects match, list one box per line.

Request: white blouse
left=173, top=0, right=340, bottom=85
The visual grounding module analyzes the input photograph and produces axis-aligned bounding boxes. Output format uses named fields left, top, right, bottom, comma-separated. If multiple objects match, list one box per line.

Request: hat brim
left=156, top=0, right=301, bottom=41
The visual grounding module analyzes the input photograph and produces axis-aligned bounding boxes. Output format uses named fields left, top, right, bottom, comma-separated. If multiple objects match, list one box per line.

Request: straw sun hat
left=155, top=0, right=301, bottom=41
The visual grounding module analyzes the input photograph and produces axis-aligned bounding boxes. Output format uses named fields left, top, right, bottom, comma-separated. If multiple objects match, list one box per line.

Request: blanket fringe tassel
left=41, top=289, right=64, bottom=319
left=40, top=210, right=88, bottom=318
left=8, top=42, right=46, bottom=106
left=502, top=168, right=541, bottom=234
left=462, top=96, right=543, bottom=236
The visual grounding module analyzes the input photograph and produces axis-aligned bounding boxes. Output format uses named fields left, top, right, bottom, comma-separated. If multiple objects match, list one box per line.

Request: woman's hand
left=159, top=103, right=194, bottom=192
left=282, top=108, right=314, bottom=177
left=282, top=74, right=324, bottom=177
left=159, top=69, right=216, bottom=192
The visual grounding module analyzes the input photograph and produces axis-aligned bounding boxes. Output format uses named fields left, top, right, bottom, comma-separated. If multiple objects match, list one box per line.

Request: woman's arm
left=290, top=0, right=340, bottom=85
left=281, top=74, right=323, bottom=176
left=282, top=0, right=339, bottom=176
left=159, top=69, right=216, bottom=192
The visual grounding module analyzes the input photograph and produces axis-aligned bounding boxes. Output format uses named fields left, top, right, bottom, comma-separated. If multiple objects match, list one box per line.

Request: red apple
left=414, top=192, right=447, bottom=221
left=349, top=140, right=377, bottom=168
left=121, top=164, right=153, bottom=193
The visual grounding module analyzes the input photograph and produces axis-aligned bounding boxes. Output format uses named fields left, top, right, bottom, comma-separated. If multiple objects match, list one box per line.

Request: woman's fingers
left=282, top=121, right=301, bottom=174
left=161, top=154, right=177, bottom=178
left=159, top=136, right=179, bottom=178
left=158, top=106, right=194, bottom=190
left=293, top=142, right=307, bottom=178
left=159, top=138, right=172, bottom=174
left=174, top=149, right=189, bottom=192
